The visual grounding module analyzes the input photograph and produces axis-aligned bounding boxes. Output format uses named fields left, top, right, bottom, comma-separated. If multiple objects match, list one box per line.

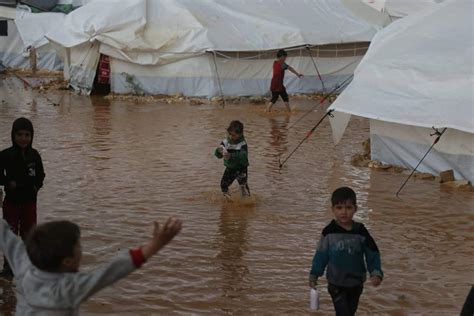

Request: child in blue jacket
left=309, top=187, right=383, bottom=315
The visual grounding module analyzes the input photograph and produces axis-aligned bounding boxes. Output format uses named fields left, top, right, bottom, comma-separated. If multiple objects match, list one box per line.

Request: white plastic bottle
left=310, top=288, right=320, bottom=311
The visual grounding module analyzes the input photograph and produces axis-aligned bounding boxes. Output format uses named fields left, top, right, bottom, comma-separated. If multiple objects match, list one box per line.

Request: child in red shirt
left=267, top=49, right=304, bottom=112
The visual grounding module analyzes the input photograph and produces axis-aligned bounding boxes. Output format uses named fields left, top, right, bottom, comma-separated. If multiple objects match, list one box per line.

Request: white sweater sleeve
left=0, top=219, right=31, bottom=276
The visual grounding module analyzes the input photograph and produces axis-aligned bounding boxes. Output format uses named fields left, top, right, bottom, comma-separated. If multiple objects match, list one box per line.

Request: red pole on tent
left=287, top=74, right=353, bottom=130
left=395, top=127, right=448, bottom=197
left=279, top=109, right=334, bottom=170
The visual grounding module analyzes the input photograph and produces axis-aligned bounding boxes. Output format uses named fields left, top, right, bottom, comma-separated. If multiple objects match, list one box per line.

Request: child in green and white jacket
left=214, top=120, right=250, bottom=199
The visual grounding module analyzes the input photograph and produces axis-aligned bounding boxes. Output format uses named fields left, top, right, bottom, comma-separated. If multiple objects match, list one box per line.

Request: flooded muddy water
left=0, top=77, right=473, bottom=315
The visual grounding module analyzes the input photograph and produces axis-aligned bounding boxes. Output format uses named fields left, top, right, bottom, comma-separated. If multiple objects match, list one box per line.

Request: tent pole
left=288, top=74, right=353, bottom=130
left=211, top=51, right=226, bottom=108
left=279, top=109, right=334, bottom=170
left=306, top=45, right=326, bottom=93
left=395, top=127, right=447, bottom=197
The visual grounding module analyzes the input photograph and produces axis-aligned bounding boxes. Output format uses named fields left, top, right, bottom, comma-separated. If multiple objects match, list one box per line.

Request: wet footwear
left=240, top=185, right=250, bottom=197
left=223, top=192, right=232, bottom=201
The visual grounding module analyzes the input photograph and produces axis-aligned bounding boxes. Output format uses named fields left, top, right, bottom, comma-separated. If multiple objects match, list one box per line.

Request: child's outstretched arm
left=141, top=217, right=183, bottom=260
left=288, top=66, right=303, bottom=78
left=0, top=220, right=30, bottom=277
left=63, top=217, right=182, bottom=308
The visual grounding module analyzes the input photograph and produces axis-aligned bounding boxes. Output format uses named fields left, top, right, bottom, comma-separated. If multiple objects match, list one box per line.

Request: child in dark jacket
left=309, top=187, right=383, bottom=316
left=0, top=117, right=45, bottom=278
left=214, top=120, right=250, bottom=200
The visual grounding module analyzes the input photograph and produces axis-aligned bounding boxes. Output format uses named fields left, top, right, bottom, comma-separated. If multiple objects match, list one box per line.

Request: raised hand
left=141, top=217, right=183, bottom=260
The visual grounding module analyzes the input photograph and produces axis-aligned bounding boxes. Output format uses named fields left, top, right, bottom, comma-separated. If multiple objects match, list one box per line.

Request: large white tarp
left=111, top=55, right=359, bottom=97
left=370, top=120, right=474, bottom=182
left=329, top=0, right=473, bottom=181
left=330, top=0, right=474, bottom=134
left=384, top=0, right=440, bottom=17
left=46, top=0, right=383, bottom=66
left=0, top=19, right=62, bottom=71
left=14, top=10, right=64, bottom=49
left=361, top=0, right=442, bottom=18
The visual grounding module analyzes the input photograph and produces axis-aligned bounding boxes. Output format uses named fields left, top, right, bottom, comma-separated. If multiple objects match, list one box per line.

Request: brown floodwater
left=0, top=76, right=473, bottom=315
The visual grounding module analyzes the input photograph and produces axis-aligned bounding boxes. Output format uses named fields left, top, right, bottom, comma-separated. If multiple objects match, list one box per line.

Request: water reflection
left=216, top=203, right=252, bottom=300
left=91, top=96, right=112, bottom=139
left=268, top=115, right=289, bottom=158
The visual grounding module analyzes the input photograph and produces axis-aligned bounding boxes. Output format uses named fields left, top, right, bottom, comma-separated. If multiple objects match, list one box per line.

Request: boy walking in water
left=309, top=187, right=383, bottom=315
left=267, top=49, right=304, bottom=112
left=0, top=117, right=45, bottom=278
left=0, top=216, right=182, bottom=314
left=214, top=120, right=250, bottom=200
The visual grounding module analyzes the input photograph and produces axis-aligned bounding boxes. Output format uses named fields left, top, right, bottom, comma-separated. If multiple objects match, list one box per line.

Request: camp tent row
left=44, top=0, right=391, bottom=96
left=1, top=0, right=443, bottom=97
left=2, top=0, right=469, bottom=184
left=329, top=0, right=473, bottom=183
left=2, top=0, right=392, bottom=95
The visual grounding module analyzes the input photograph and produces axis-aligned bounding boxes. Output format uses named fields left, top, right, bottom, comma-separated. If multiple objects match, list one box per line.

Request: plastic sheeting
left=329, top=0, right=473, bottom=181
left=0, top=19, right=62, bottom=70
left=15, top=10, right=65, bottom=48
left=46, top=0, right=383, bottom=66
left=384, top=0, right=440, bottom=17
left=111, top=55, right=360, bottom=97
left=41, top=0, right=386, bottom=94
left=330, top=0, right=474, bottom=134
left=371, top=120, right=474, bottom=182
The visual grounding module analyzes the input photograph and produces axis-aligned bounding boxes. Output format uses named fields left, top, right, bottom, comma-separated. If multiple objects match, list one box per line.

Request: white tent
left=329, top=0, right=474, bottom=182
left=361, top=0, right=442, bottom=19
left=384, top=0, right=441, bottom=18
left=42, top=0, right=389, bottom=96
left=0, top=6, right=63, bottom=71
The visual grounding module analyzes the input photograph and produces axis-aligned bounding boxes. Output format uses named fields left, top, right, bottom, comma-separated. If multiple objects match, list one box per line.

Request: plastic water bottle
left=310, top=288, right=319, bottom=311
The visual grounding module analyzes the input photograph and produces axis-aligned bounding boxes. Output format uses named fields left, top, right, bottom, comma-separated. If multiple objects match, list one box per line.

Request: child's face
left=332, top=200, right=357, bottom=226
left=229, top=131, right=241, bottom=143
left=14, top=129, right=32, bottom=149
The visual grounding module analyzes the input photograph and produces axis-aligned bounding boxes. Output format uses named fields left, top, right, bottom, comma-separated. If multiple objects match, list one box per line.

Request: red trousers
left=2, top=198, right=37, bottom=271
left=2, top=198, right=37, bottom=239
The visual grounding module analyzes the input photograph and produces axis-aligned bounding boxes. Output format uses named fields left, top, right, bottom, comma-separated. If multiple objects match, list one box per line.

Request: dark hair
left=277, top=49, right=287, bottom=58
left=11, top=117, right=34, bottom=146
left=331, top=187, right=357, bottom=206
left=227, top=120, right=244, bottom=135
left=26, top=221, right=80, bottom=272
